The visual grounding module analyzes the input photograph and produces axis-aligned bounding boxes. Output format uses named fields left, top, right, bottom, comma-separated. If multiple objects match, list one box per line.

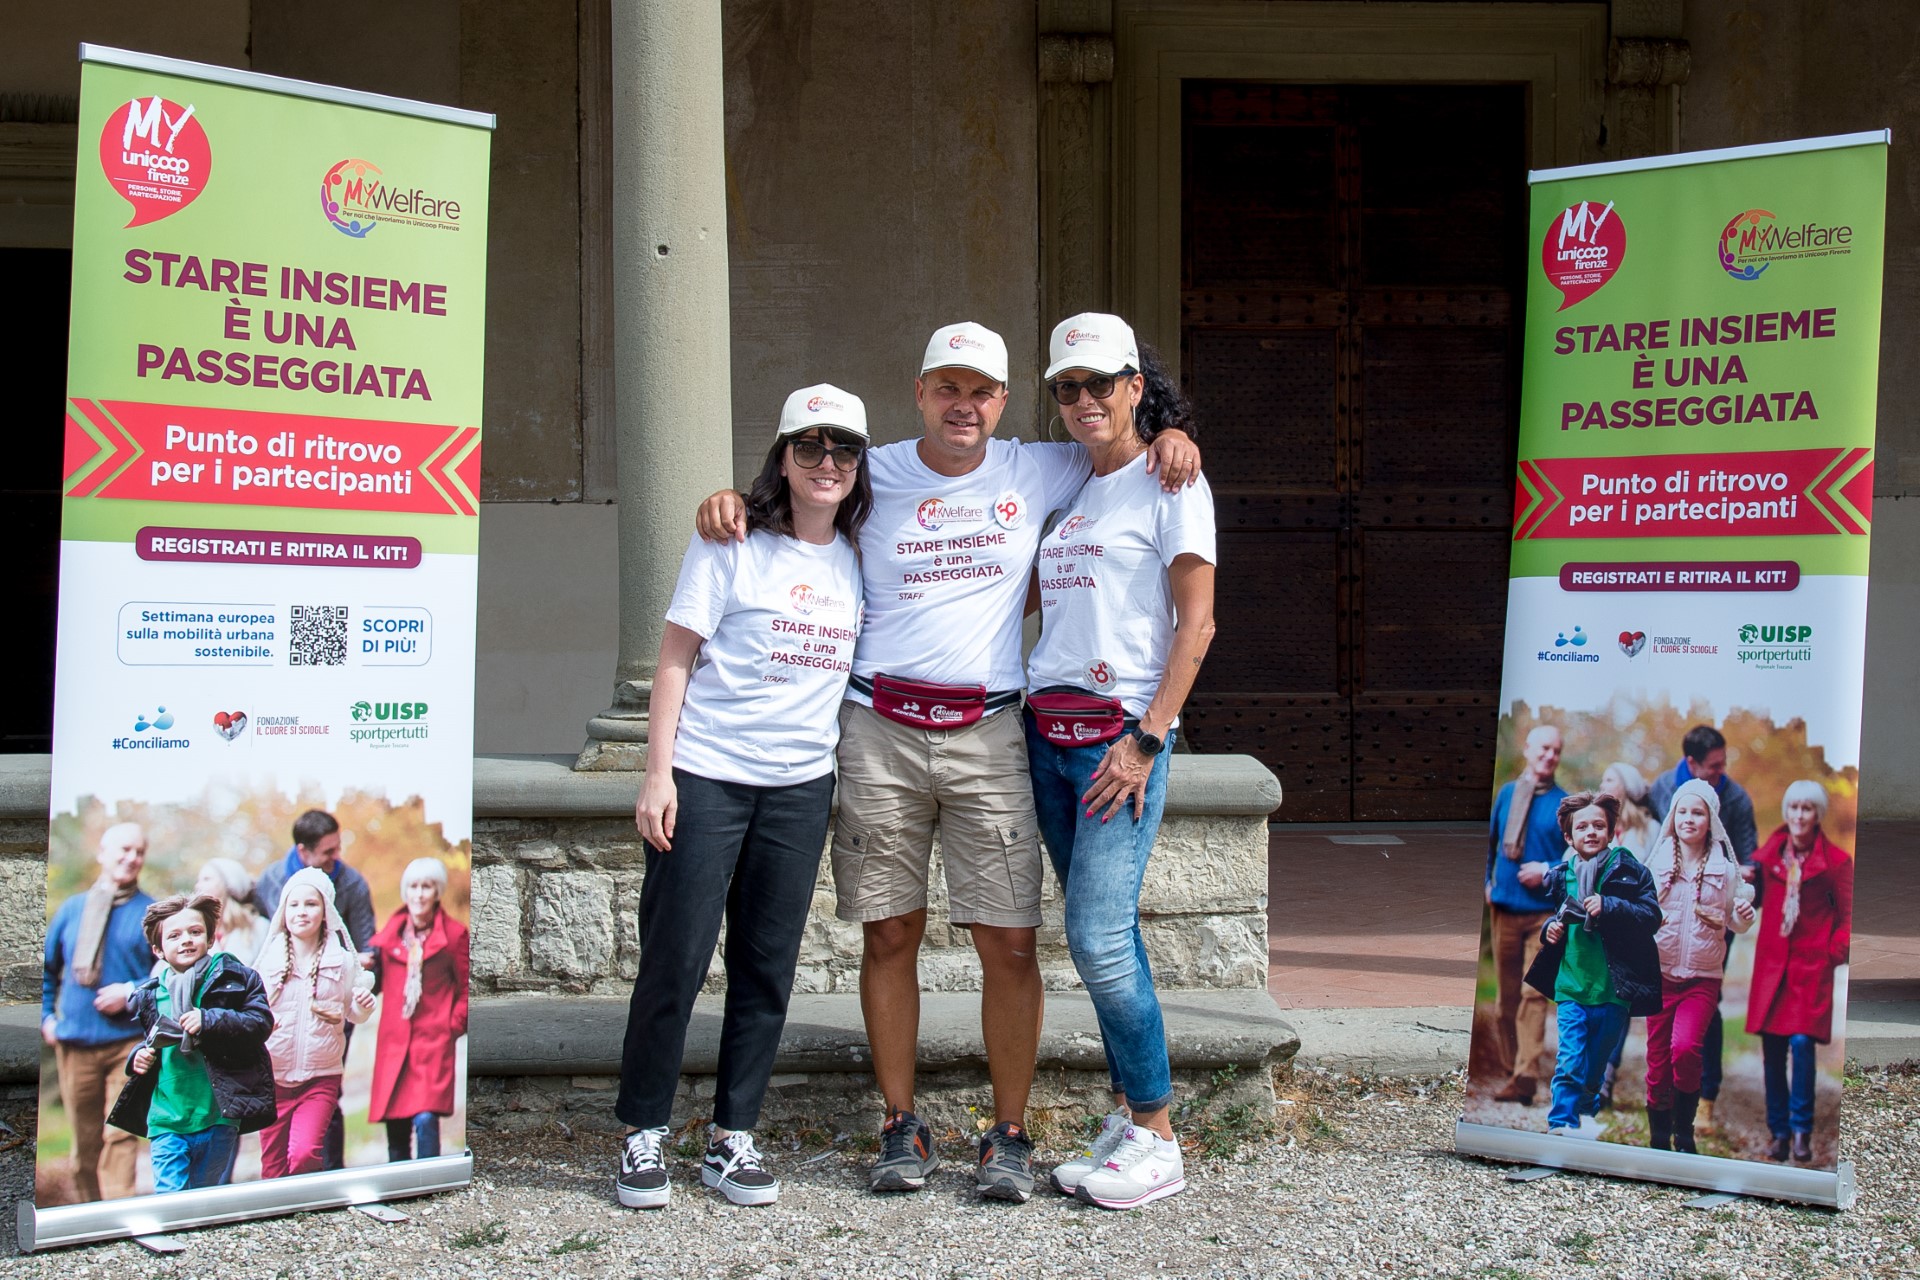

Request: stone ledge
left=476, top=752, right=1282, bottom=819
left=468, top=988, right=1298, bottom=1077
left=0, top=751, right=1283, bottom=821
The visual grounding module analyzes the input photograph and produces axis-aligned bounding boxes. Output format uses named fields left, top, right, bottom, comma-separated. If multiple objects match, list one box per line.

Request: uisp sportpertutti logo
left=1736, top=622, right=1812, bottom=670
left=349, top=698, right=429, bottom=746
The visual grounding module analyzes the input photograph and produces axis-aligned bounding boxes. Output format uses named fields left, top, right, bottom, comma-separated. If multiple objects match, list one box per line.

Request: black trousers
left=615, top=767, right=833, bottom=1131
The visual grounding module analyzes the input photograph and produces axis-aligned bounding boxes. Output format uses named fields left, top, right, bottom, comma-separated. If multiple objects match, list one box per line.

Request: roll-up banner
left=1456, top=133, right=1888, bottom=1208
left=30, top=47, right=491, bottom=1249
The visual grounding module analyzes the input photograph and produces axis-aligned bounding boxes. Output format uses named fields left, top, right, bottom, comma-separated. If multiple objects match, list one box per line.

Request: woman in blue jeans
left=1023, top=313, right=1216, bottom=1211
left=615, top=384, right=870, bottom=1210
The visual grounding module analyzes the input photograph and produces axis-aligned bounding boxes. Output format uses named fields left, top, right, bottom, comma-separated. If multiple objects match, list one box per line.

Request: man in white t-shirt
left=698, top=322, right=1198, bottom=1202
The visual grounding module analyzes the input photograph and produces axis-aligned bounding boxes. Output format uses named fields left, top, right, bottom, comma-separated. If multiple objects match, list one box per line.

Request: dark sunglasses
left=789, top=438, right=865, bottom=471
left=1047, top=371, right=1133, bottom=405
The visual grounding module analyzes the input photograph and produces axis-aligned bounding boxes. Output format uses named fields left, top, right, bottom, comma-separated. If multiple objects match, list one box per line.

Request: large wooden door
left=1177, top=85, right=1522, bottom=821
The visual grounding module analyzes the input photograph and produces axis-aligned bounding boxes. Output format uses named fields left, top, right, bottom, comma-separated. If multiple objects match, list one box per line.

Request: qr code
left=289, top=604, right=348, bottom=666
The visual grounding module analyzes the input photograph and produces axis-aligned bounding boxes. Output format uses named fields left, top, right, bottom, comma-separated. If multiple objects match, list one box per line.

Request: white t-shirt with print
left=851, top=436, right=1091, bottom=697
left=664, top=530, right=863, bottom=786
left=1027, top=451, right=1216, bottom=720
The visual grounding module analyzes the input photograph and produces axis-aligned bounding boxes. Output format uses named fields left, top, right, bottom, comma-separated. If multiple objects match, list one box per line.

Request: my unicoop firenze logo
left=322, top=159, right=463, bottom=238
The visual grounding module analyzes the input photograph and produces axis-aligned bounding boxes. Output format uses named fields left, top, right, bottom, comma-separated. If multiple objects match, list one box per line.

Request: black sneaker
left=869, top=1111, right=938, bottom=1192
left=701, top=1129, right=779, bottom=1206
left=976, top=1120, right=1035, bottom=1202
left=616, top=1125, right=671, bottom=1209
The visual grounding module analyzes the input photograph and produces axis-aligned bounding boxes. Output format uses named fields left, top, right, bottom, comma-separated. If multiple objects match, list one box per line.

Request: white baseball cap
left=1045, top=312, right=1140, bottom=380
left=777, top=383, right=869, bottom=440
left=921, top=321, right=1009, bottom=384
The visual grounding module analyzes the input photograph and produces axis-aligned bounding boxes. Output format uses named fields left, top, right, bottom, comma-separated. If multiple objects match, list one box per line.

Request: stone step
left=468, top=987, right=1298, bottom=1076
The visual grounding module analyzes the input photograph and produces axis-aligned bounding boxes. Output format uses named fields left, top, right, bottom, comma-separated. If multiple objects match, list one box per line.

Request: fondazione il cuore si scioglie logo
left=321, top=158, right=463, bottom=238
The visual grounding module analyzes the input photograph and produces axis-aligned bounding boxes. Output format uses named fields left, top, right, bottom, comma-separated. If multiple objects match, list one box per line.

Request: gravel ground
left=0, top=1066, right=1913, bottom=1279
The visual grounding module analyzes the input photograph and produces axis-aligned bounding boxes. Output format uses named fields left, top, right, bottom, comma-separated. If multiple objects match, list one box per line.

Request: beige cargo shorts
left=829, top=701, right=1044, bottom=928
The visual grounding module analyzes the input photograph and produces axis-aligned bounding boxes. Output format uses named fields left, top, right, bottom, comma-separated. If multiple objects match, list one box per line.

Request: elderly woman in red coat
left=368, top=857, right=469, bottom=1161
left=1744, top=779, right=1853, bottom=1165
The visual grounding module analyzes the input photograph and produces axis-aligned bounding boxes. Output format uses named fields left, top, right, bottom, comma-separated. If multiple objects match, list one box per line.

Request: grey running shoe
left=701, top=1128, right=779, bottom=1206
left=615, top=1125, right=671, bottom=1209
left=976, top=1120, right=1035, bottom=1203
left=869, top=1111, right=938, bottom=1192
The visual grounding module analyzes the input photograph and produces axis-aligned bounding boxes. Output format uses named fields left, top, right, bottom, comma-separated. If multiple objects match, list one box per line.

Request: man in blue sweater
left=1484, top=725, right=1568, bottom=1105
left=42, top=821, right=157, bottom=1202
left=254, top=808, right=377, bottom=951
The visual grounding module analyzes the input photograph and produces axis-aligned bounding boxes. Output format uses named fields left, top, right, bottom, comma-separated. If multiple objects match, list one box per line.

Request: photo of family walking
left=1464, top=698, right=1856, bottom=1171
left=39, top=786, right=471, bottom=1206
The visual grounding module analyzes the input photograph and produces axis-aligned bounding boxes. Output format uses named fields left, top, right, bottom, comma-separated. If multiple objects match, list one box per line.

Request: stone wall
left=469, top=810, right=1270, bottom=999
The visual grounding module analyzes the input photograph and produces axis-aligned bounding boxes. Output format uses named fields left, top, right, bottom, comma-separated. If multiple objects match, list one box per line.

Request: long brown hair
left=743, top=427, right=873, bottom=541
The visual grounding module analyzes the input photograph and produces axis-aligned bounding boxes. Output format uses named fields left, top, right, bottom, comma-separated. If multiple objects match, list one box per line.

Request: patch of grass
left=845, top=1129, right=881, bottom=1154
left=820, top=1225, right=863, bottom=1240
left=1182, top=1064, right=1279, bottom=1158
left=451, top=1220, right=508, bottom=1250
left=1556, top=1228, right=1596, bottom=1264
left=1479, top=1267, right=1530, bottom=1280
left=549, top=1230, right=605, bottom=1256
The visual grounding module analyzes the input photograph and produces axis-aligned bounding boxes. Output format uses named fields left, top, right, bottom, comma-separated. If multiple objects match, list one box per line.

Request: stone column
left=577, top=0, right=736, bottom=771
left=1607, top=0, right=1690, bottom=158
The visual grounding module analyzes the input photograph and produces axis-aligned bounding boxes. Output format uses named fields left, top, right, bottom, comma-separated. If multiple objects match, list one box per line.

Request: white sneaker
left=616, top=1126, right=671, bottom=1208
left=701, top=1128, right=780, bottom=1206
left=1050, top=1112, right=1130, bottom=1195
left=1073, top=1126, right=1186, bottom=1210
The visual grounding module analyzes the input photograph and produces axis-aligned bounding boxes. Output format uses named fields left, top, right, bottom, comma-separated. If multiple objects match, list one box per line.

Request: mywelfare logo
left=321, top=159, right=462, bottom=238
left=1537, top=625, right=1599, bottom=663
left=948, top=332, right=987, bottom=353
left=1055, top=513, right=1094, bottom=541
left=1063, top=327, right=1099, bottom=346
left=348, top=698, right=429, bottom=745
left=115, top=705, right=190, bottom=751
left=99, top=95, right=212, bottom=227
left=915, top=497, right=984, bottom=532
left=1719, top=209, right=1853, bottom=280
left=1736, top=622, right=1813, bottom=669
left=804, top=394, right=845, bottom=414
left=788, top=584, right=851, bottom=616
left=1541, top=199, right=1625, bottom=310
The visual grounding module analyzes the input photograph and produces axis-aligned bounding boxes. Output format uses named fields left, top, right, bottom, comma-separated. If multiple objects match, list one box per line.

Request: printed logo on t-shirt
left=992, top=490, right=1026, bottom=530
left=1056, top=513, right=1095, bottom=540
left=1087, top=660, right=1115, bottom=690
left=915, top=497, right=986, bottom=532
left=789, top=583, right=852, bottom=616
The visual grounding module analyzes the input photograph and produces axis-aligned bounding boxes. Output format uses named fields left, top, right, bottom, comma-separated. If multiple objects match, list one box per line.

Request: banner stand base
left=18, top=1152, right=473, bottom=1252
left=1456, top=1122, right=1855, bottom=1209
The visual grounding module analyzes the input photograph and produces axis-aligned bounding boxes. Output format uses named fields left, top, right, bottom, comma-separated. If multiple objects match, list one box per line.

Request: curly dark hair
left=1128, top=340, right=1197, bottom=444
left=744, top=426, right=873, bottom=542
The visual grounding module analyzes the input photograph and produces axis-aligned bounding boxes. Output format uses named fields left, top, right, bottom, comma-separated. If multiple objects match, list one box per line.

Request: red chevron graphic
left=1804, top=446, right=1873, bottom=535
left=64, top=400, right=144, bottom=497
left=1512, top=459, right=1565, bottom=540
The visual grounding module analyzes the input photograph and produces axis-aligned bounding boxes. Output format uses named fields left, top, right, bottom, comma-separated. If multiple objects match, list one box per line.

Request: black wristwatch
left=1131, top=727, right=1165, bottom=755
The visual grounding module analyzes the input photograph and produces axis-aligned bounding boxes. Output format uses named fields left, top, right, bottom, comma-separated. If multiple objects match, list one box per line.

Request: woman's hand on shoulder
left=1081, top=734, right=1154, bottom=822
left=636, top=769, right=679, bottom=852
left=1145, top=430, right=1200, bottom=491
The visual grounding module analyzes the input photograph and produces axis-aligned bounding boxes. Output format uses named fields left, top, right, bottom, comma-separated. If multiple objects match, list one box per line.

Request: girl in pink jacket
left=252, top=867, right=374, bottom=1177
left=1641, top=779, right=1754, bottom=1151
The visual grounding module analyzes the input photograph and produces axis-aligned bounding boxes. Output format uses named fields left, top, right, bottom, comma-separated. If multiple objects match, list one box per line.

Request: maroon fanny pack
left=1025, top=685, right=1126, bottom=747
left=857, top=674, right=1013, bottom=731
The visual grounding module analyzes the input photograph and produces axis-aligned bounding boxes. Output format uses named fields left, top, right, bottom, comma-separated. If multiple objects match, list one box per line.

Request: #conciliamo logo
left=1542, top=199, right=1626, bottom=310
left=99, top=95, right=212, bottom=227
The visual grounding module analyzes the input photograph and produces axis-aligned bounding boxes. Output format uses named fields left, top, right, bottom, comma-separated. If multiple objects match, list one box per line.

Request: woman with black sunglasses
left=614, top=384, right=871, bottom=1211
left=1026, top=313, right=1217, bottom=1210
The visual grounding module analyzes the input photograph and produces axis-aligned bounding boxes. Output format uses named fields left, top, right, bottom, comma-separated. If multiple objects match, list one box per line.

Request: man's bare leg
left=861, top=909, right=928, bottom=1115
left=971, top=923, right=1042, bottom=1125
